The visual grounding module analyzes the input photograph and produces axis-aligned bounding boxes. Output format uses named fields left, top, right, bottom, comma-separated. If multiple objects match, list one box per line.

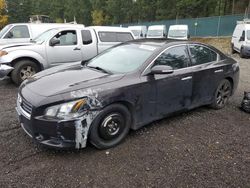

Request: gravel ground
left=0, top=41, right=249, bottom=188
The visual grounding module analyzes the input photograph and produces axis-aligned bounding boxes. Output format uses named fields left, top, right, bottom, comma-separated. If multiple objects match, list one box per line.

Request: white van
left=231, top=19, right=250, bottom=57
left=168, top=25, right=189, bottom=40
left=0, top=23, right=85, bottom=45
left=128, top=26, right=147, bottom=39
left=146, top=25, right=167, bottom=38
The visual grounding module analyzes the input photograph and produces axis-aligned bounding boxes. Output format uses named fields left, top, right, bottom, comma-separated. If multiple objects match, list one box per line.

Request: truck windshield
left=168, top=30, right=187, bottom=38
left=0, top=25, right=12, bottom=38
left=32, top=29, right=58, bottom=44
left=86, top=44, right=157, bottom=74
left=247, top=30, right=250, bottom=40
left=147, top=30, right=163, bottom=37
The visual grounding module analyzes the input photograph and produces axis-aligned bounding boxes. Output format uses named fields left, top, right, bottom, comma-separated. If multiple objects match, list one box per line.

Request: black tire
left=231, top=44, right=236, bottom=54
left=240, top=48, right=245, bottom=58
left=11, top=60, right=40, bottom=85
left=211, top=79, right=232, bottom=110
left=89, top=104, right=131, bottom=149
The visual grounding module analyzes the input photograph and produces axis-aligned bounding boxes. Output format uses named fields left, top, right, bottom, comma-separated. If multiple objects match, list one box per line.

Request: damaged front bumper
left=0, top=64, right=14, bottom=79
left=16, top=104, right=95, bottom=149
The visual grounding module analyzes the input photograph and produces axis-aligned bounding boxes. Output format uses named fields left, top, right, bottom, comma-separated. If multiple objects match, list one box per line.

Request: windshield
left=147, top=29, right=163, bottom=37
left=32, top=28, right=58, bottom=43
left=247, top=30, right=250, bottom=40
left=0, top=25, right=12, bottom=38
left=86, top=44, right=157, bottom=74
left=168, top=30, right=187, bottom=38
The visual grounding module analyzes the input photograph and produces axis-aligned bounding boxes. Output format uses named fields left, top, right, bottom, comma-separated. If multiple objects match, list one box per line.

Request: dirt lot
left=0, top=38, right=249, bottom=188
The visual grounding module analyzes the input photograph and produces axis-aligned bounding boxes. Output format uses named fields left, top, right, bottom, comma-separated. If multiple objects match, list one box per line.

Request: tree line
left=1, top=0, right=250, bottom=27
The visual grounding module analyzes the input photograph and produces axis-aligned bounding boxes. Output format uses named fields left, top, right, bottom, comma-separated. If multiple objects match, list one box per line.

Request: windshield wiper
left=87, top=65, right=112, bottom=74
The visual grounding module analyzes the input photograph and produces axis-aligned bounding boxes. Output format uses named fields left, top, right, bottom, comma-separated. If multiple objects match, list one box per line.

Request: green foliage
left=5, top=0, right=249, bottom=26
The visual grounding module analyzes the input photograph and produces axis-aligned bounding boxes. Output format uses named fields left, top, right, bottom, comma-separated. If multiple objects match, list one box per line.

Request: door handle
left=214, top=69, right=223, bottom=73
left=73, top=47, right=81, bottom=51
left=181, top=76, right=192, bottom=81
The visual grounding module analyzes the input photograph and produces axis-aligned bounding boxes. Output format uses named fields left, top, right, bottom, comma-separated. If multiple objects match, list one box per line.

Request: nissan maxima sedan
left=16, top=39, right=239, bottom=149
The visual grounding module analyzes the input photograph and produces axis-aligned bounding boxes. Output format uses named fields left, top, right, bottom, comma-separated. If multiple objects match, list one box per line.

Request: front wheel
left=211, top=79, right=232, bottom=109
left=11, top=60, right=39, bottom=85
left=89, top=104, right=131, bottom=149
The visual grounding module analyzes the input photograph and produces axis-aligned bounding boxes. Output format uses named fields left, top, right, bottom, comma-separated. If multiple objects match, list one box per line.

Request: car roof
left=123, top=38, right=225, bottom=55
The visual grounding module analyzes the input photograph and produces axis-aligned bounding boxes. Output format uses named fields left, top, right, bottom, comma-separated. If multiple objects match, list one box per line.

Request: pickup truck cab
left=0, top=26, right=134, bottom=85
left=231, top=20, right=250, bottom=58
left=0, top=23, right=84, bottom=45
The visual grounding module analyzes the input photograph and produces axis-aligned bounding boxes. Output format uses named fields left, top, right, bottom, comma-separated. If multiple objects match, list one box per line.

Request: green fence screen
left=119, top=14, right=250, bottom=37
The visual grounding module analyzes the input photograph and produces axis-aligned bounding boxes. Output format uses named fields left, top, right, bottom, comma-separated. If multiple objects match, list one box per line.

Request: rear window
left=98, top=32, right=133, bottom=42
left=189, top=45, right=218, bottom=66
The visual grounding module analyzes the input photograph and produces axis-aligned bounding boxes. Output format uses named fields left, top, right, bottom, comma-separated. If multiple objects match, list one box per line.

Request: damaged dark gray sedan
left=16, top=39, right=239, bottom=149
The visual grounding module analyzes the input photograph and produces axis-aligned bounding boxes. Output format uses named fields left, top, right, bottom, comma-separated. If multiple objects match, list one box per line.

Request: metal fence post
left=217, top=16, right=221, bottom=37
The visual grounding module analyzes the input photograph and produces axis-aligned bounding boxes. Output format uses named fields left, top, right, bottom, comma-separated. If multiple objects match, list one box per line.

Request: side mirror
left=150, top=65, right=174, bottom=75
left=188, top=34, right=190, bottom=39
left=81, top=60, right=89, bottom=65
left=239, top=36, right=245, bottom=42
left=140, top=33, right=143, bottom=37
left=50, top=38, right=60, bottom=46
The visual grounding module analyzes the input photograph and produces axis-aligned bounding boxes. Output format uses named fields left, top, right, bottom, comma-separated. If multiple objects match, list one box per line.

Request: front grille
left=20, top=97, right=32, bottom=115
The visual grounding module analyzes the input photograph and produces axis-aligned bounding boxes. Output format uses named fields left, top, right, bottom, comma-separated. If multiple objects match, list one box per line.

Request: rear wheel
left=11, top=60, right=39, bottom=85
left=211, top=79, right=232, bottom=109
left=89, top=104, right=131, bottom=149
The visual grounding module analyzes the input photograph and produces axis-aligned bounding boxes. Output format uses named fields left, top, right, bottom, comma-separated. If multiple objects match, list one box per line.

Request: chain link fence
left=119, top=14, right=250, bottom=37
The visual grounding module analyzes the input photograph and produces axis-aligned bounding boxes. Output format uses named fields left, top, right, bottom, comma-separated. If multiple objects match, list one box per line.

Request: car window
left=52, top=30, right=77, bottom=46
left=81, top=30, right=93, bottom=44
left=154, top=45, right=189, bottom=69
left=117, top=33, right=133, bottom=42
left=98, top=32, right=133, bottom=42
left=87, top=43, right=157, bottom=74
left=4, top=25, right=30, bottom=39
left=189, top=45, right=217, bottom=66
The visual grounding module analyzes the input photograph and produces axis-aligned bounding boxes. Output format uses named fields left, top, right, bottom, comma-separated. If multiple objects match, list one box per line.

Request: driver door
left=46, top=30, right=82, bottom=67
left=152, top=45, right=193, bottom=117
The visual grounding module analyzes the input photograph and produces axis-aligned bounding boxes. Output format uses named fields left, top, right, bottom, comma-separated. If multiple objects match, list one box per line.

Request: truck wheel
left=89, top=104, right=131, bottom=149
left=210, top=79, right=232, bottom=110
left=231, top=44, right=236, bottom=54
left=11, top=60, right=39, bottom=85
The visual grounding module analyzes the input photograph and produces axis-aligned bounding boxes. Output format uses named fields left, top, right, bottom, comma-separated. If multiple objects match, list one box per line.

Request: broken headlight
left=44, top=99, right=88, bottom=119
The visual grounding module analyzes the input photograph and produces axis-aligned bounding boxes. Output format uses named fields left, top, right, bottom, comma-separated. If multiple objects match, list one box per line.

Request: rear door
left=46, top=29, right=82, bottom=66
left=187, top=44, right=224, bottom=107
left=81, top=29, right=98, bottom=61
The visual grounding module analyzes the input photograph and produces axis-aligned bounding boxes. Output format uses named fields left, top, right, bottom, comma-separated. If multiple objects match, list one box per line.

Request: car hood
left=23, top=63, right=124, bottom=97
left=0, top=42, right=35, bottom=50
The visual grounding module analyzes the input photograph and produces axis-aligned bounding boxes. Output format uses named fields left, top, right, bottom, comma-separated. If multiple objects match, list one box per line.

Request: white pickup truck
left=0, top=26, right=134, bottom=85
